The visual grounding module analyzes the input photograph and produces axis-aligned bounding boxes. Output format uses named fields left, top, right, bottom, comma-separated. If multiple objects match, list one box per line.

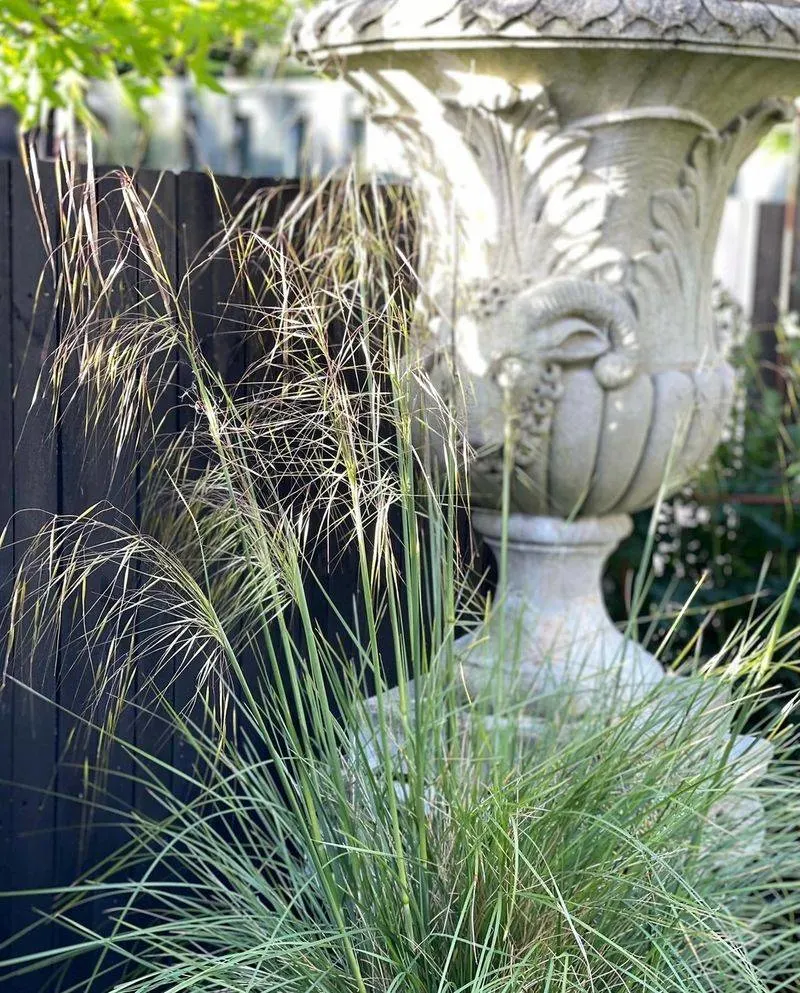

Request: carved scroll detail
left=630, top=100, right=790, bottom=361
left=459, top=99, right=785, bottom=517
left=386, top=83, right=640, bottom=510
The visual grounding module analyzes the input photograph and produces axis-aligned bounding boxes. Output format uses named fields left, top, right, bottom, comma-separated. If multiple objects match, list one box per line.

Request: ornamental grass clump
left=7, top=650, right=800, bottom=993
left=2, top=163, right=800, bottom=992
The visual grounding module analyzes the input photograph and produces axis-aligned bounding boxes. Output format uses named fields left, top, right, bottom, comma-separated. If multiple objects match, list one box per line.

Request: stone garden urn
left=294, top=1, right=800, bottom=714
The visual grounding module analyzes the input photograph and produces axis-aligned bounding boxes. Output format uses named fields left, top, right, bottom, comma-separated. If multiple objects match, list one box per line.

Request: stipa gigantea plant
left=1, top=162, right=800, bottom=993
left=7, top=153, right=448, bottom=716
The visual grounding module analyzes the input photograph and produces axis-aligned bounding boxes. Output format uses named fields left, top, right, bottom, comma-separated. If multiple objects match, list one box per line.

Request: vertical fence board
left=84, top=173, right=142, bottom=974
left=752, top=203, right=785, bottom=376
left=792, top=199, right=800, bottom=315
left=97, top=168, right=141, bottom=771
left=0, top=159, right=13, bottom=936
left=212, top=176, right=268, bottom=707
left=178, top=171, right=216, bottom=365
left=170, top=170, right=220, bottom=801
left=7, top=158, right=60, bottom=978
left=209, top=174, right=254, bottom=385
left=133, top=168, right=180, bottom=820
left=53, top=161, right=97, bottom=947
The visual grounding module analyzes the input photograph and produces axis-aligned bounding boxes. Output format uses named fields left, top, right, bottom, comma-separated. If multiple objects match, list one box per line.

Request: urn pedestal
left=460, top=512, right=663, bottom=715
left=295, top=0, right=800, bottom=711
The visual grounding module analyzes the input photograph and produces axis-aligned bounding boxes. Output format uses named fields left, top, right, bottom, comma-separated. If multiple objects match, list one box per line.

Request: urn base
left=458, top=511, right=665, bottom=715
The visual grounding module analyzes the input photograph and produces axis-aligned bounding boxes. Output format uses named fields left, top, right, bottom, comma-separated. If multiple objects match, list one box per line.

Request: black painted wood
left=0, top=159, right=14, bottom=941
left=752, top=203, right=785, bottom=375
left=792, top=201, right=800, bottom=316
left=171, top=169, right=217, bottom=804
left=51, top=161, right=101, bottom=992
left=133, top=168, right=180, bottom=822
left=5, top=157, right=60, bottom=980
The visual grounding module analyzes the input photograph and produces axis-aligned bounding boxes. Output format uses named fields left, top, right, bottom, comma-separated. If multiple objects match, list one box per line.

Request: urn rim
left=292, top=0, right=800, bottom=63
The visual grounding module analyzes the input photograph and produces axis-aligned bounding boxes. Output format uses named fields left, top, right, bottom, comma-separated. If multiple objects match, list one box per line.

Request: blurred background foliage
left=763, top=120, right=797, bottom=158
left=608, top=315, right=800, bottom=693
left=0, top=0, right=307, bottom=130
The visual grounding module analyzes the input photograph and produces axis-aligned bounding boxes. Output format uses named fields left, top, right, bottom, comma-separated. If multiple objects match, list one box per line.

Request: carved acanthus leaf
left=438, top=88, right=618, bottom=285
left=630, top=99, right=791, bottom=358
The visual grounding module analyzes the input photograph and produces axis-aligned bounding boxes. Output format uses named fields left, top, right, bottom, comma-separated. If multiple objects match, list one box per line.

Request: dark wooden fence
left=0, top=156, right=798, bottom=991
left=752, top=200, right=800, bottom=358
left=0, top=158, right=310, bottom=990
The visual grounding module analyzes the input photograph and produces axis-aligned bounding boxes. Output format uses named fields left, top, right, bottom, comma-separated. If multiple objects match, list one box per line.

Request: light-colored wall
left=715, top=199, right=763, bottom=318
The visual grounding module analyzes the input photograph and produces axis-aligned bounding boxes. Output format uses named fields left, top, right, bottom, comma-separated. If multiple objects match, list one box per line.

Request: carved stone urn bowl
left=295, top=1, right=800, bottom=712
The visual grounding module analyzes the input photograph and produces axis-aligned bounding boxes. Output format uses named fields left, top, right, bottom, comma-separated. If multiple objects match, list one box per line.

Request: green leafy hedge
left=608, top=319, right=800, bottom=688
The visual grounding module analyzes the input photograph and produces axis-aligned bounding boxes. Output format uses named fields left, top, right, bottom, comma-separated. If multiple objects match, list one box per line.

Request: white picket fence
left=85, top=76, right=407, bottom=180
